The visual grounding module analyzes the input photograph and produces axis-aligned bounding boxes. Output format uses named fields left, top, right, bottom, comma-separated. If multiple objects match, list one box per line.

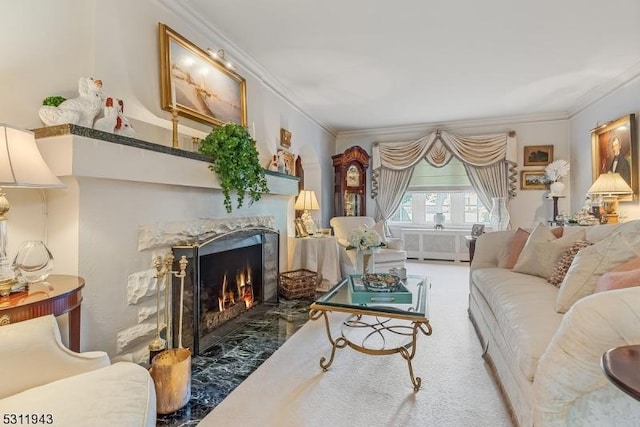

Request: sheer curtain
left=372, top=130, right=517, bottom=223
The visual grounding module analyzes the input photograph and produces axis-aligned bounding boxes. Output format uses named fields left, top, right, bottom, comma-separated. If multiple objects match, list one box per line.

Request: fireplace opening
left=171, top=228, right=279, bottom=354
left=199, top=244, right=262, bottom=330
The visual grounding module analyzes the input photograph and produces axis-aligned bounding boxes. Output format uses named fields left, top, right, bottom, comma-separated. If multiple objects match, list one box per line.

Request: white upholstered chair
left=330, top=216, right=407, bottom=277
left=0, top=315, right=156, bottom=426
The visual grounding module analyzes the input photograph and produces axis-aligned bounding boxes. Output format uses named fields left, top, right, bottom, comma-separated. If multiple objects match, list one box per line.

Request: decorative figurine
left=39, top=77, right=104, bottom=128
left=114, top=99, right=135, bottom=137
left=93, top=97, right=119, bottom=133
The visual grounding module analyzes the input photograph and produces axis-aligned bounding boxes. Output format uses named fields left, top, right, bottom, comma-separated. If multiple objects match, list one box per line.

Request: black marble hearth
left=156, top=298, right=313, bottom=426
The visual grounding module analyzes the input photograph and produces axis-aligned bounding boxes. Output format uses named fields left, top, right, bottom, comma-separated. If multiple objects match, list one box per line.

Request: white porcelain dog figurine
left=39, top=77, right=104, bottom=128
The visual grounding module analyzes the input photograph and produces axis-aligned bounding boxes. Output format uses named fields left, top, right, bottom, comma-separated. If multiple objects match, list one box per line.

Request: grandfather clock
left=332, top=146, right=370, bottom=216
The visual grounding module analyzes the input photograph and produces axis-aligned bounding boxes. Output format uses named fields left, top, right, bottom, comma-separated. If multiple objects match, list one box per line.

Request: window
left=390, top=158, right=489, bottom=227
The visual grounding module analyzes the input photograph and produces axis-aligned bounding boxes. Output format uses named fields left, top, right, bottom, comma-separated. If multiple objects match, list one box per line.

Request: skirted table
left=288, top=236, right=341, bottom=291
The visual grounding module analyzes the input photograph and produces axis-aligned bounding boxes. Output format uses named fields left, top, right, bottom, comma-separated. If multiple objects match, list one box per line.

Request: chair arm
left=385, top=237, right=404, bottom=250
left=533, top=287, right=640, bottom=426
left=0, top=315, right=110, bottom=398
left=470, top=230, right=516, bottom=271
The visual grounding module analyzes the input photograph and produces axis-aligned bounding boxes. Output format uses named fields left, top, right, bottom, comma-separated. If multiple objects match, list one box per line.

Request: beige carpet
left=198, top=261, right=513, bottom=427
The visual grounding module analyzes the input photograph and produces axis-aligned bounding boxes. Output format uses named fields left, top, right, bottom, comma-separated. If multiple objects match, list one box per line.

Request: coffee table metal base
left=309, top=309, right=432, bottom=391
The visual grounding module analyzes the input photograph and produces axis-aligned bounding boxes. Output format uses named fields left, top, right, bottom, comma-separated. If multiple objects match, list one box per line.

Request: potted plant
left=199, top=123, right=269, bottom=213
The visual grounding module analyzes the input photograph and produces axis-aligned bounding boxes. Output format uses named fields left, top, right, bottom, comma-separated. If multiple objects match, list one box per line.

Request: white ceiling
left=176, top=0, right=640, bottom=133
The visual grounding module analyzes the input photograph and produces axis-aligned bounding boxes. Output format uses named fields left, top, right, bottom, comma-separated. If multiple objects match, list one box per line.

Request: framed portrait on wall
left=591, top=113, right=637, bottom=200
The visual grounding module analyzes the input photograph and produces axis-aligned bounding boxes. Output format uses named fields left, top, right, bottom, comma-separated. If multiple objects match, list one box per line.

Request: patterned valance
left=372, top=130, right=518, bottom=198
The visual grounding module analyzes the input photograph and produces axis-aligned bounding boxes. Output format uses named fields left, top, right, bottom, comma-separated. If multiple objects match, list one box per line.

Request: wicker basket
left=279, top=269, right=318, bottom=299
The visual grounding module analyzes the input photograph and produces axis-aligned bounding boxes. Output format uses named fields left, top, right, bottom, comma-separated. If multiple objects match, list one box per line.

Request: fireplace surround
left=171, top=227, right=279, bottom=355
left=32, top=125, right=299, bottom=362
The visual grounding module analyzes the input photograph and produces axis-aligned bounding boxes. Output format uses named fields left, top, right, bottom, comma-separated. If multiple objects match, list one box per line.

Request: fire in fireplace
left=171, top=228, right=279, bottom=354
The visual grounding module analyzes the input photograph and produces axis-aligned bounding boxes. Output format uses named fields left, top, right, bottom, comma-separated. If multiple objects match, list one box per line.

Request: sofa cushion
left=372, top=248, right=407, bottom=263
left=547, top=240, right=593, bottom=287
left=471, top=268, right=563, bottom=381
left=556, top=232, right=640, bottom=313
left=0, top=362, right=156, bottom=426
left=595, top=269, right=640, bottom=293
left=513, top=223, right=585, bottom=279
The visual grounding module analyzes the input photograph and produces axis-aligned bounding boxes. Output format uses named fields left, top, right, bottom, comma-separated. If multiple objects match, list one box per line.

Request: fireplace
left=171, top=227, right=279, bottom=355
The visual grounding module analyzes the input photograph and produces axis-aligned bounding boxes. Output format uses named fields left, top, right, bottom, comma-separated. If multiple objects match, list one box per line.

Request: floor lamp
left=0, top=124, right=65, bottom=296
left=587, top=172, right=633, bottom=223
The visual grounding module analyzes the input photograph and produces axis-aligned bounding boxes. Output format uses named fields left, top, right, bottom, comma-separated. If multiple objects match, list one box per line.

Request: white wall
left=569, top=76, right=640, bottom=219
left=1, top=0, right=335, bottom=255
left=336, top=116, right=570, bottom=229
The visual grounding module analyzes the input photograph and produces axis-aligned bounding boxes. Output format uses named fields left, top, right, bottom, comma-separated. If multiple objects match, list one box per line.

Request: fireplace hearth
left=171, top=227, right=279, bottom=355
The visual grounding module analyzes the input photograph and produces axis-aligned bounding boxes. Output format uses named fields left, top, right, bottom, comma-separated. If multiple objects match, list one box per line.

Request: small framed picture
left=277, top=149, right=295, bottom=175
left=280, top=128, right=292, bottom=148
left=471, top=224, right=485, bottom=237
left=523, top=145, right=554, bottom=166
left=520, top=170, right=549, bottom=190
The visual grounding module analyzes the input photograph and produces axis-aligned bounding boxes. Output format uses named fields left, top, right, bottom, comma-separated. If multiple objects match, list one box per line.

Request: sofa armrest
left=0, top=315, right=110, bottom=398
left=533, top=287, right=640, bottom=426
left=470, top=229, right=516, bottom=271
left=385, top=237, right=404, bottom=250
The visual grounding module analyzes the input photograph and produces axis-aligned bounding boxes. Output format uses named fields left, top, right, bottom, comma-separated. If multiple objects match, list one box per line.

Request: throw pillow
left=498, top=226, right=564, bottom=269
left=556, top=232, right=640, bottom=313
left=512, top=223, right=585, bottom=279
left=547, top=240, right=593, bottom=286
left=611, top=255, right=640, bottom=272
left=595, top=269, right=640, bottom=293
left=498, top=228, right=530, bottom=269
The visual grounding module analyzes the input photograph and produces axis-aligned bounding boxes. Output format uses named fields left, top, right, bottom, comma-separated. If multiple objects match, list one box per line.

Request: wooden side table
left=602, top=345, right=640, bottom=401
left=0, top=274, right=85, bottom=352
left=465, top=236, right=477, bottom=263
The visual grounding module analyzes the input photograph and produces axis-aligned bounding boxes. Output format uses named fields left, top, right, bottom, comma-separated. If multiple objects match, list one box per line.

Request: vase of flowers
left=346, top=226, right=384, bottom=274
left=545, top=160, right=570, bottom=196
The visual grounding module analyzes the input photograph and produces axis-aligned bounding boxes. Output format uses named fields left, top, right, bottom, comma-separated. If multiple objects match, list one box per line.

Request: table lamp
left=0, top=124, right=65, bottom=295
left=294, top=189, right=319, bottom=235
left=587, top=171, right=633, bottom=223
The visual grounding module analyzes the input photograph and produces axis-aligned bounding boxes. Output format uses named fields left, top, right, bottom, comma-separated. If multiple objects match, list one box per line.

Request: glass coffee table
left=309, top=274, right=431, bottom=391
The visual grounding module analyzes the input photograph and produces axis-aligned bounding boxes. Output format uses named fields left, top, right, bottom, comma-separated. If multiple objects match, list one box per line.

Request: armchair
left=330, top=216, right=407, bottom=277
left=0, top=315, right=156, bottom=426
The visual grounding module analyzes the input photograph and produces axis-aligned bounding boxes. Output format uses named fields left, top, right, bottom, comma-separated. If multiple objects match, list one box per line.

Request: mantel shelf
left=33, top=124, right=299, bottom=196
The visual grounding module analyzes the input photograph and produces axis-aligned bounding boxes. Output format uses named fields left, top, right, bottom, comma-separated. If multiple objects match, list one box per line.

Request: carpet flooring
left=198, top=261, right=513, bottom=427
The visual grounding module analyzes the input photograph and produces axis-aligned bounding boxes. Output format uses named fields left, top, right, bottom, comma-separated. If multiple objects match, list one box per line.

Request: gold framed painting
left=591, top=113, right=637, bottom=200
left=158, top=23, right=247, bottom=127
left=520, top=170, right=549, bottom=190
left=523, top=145, right=553, bottom=166
left=280, top=128, right=291, bottom=148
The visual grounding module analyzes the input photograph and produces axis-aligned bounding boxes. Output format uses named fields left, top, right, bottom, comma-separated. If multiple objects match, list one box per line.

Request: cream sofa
left=330, top=216, right=407, bottom=276
left=469, top=221, right=640, bottom=426
left=0, top=315, right=156, bottom=426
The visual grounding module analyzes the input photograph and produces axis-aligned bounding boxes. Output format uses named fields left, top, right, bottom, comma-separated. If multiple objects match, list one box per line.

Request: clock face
left=346, top=165, right=360, bottom=187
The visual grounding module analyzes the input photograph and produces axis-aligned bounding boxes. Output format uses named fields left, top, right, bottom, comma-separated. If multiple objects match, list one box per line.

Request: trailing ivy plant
left=199, top=122, right=269, bottom=213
